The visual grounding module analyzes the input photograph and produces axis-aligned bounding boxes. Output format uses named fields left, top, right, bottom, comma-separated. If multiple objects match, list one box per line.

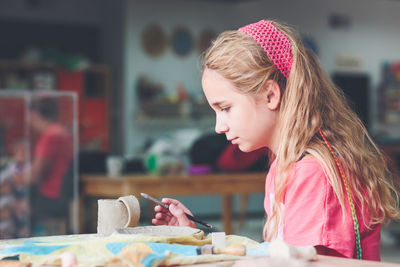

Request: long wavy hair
left=202, top=20, right=400, bottom=241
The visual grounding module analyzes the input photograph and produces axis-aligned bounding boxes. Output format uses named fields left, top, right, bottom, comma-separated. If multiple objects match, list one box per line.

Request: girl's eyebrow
left=211, top=101, right=226, bottom=108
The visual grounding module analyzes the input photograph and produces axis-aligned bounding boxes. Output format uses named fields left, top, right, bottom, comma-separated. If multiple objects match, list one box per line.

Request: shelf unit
left=0, top=60, right=111, bottom=152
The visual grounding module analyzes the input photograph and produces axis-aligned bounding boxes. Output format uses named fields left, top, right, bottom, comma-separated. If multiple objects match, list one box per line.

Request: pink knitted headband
left=238, top=20, right=293, bottom=78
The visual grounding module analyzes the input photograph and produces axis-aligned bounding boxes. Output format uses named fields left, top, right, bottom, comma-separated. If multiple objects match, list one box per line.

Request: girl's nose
left=215, top=115, right=228, bottom=134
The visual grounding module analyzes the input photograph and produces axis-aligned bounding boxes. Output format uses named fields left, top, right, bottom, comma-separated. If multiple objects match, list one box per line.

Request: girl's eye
left=221, top=106, right=230, bottom=112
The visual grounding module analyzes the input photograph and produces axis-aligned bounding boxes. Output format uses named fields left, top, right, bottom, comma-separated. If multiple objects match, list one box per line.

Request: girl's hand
left=152, top=198, right=196, bottom=228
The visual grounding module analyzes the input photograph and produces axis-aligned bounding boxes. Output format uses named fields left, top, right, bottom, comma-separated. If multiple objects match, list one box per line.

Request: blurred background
left=0, top=0, right=399, bottom=263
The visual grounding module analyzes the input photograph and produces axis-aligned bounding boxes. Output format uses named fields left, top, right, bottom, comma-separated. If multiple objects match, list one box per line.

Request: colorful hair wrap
left=238, top=20, right=293, bottom=78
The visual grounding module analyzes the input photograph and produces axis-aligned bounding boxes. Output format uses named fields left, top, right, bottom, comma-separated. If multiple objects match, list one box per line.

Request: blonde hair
left=202, top=20, right=400, bottom=241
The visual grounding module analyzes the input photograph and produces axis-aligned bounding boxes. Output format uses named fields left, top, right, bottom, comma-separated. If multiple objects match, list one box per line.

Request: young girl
left=151, top=19, right=400, bottom=261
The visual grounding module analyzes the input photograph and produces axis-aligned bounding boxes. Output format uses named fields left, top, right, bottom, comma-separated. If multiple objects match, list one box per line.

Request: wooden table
left=183, top=255, right=400, bottom=266
left=79, top=172, right=266, bottom=234
left=2, top=254, right=398, bottom=267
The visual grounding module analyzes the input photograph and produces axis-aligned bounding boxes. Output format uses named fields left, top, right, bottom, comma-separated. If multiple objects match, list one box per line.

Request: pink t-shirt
left=264, top=157, right=381, bottom=260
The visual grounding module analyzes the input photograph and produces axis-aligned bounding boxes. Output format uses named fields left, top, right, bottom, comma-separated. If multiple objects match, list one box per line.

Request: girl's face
left=202, top=68, right=280, bottom=153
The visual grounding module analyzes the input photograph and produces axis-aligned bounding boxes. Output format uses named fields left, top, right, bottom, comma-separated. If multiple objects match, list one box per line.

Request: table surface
left=79, top=172, right=266, bottom=234
left=181, top=255, right=400, bottom=266
left=1, top=254, right=399, bottom=267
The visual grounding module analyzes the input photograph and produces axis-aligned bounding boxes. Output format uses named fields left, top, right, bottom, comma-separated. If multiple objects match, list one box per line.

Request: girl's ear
left=263, top=80, right=281, bottom=110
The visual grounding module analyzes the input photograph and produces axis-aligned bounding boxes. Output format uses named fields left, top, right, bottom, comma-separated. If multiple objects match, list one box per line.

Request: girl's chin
left=238, top=142, right=266, bottom=153
left=237, top=144, right=256, bottom=153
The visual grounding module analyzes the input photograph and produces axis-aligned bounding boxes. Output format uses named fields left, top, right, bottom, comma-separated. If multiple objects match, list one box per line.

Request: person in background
left=217, top=144, right=268, bottom=173
left=188, top=133, right=268, bottom=174
left=151, top=19, right=400, bottom=260
left=0, top=141, right=30, bottom=239
left=29, top=97, right=73, bottom=235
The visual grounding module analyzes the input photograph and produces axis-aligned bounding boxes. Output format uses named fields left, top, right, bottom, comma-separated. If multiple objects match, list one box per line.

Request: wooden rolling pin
left=197, top=244, right=246, bottom=256
left=0, top=261, right=30, bottom=267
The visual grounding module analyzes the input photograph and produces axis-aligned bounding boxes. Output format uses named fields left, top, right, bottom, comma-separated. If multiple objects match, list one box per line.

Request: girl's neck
left=268, top=118, right=280, bottom=156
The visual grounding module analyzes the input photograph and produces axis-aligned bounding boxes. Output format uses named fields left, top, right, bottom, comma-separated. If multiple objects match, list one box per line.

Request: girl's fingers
left=151, top=198, right=195, bottom=227
left=154, top=205, right=169, bottom=213
left=162, top=198, right=194, bottom=216
left=169, top=204, right=193, bottom=227
left=169, top=218, right=179, bottom=226
left=155, top=212, right=172, bottom=222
